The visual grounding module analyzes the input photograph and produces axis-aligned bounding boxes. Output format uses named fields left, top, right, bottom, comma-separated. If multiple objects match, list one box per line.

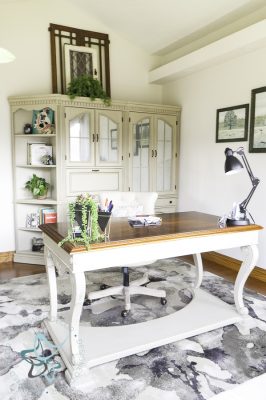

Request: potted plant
left=66, top=74, right=111, bottom=105
left=25, top=174, right=50, bottom=199
left=59, top=193, right=104, bottom=249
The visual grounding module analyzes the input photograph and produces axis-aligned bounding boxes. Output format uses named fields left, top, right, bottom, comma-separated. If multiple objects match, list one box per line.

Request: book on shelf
left=39, top=208, right=57, bottom=224
left=27, top=143, right=53, bottom=165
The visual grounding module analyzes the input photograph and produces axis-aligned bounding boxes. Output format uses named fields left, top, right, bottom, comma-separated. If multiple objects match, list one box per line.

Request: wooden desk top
left=39, top=211, right=263, bottom=254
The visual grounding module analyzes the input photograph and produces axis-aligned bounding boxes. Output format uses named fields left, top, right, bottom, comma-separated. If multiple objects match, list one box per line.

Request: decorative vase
left=34, top=192, right=47, bottom=200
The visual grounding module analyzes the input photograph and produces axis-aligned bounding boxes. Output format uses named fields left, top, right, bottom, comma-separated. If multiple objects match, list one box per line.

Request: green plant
left=25, top=174, right=50, bottom=198
left=66, top=74, right=111, bottom=105
left=59, top=193, right=103, bottom=249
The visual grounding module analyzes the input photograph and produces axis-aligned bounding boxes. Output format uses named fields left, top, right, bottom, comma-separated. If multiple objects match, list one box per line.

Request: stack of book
left=128, top=216, right=162, bottom=228
left=39, top=208, right=57, bottom=224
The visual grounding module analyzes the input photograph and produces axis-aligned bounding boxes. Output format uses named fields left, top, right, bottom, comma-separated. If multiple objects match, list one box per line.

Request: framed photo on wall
left=216, top=104, right=249, bottom=143
left=249, top=86, right=266, bottom=153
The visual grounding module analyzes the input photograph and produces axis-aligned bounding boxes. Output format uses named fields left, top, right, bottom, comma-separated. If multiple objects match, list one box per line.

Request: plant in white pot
left=25, top=174, right=50, bottom=199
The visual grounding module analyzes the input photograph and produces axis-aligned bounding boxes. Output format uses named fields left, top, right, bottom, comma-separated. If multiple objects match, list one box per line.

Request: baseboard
left=203, top=251, right=266, bottom=283
left=0, top=251, right=14, bottom=264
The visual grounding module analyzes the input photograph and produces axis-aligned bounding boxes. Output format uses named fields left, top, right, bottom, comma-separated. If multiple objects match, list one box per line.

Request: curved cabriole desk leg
left=44, top=248, right=58, bottom=322
left=234, top=244, right=259, bottom=315
left=69, top=272, right=86, bottom=365
left=193, top=253, right=203, bottom=288
left=234, top=245, right=259, bottom=335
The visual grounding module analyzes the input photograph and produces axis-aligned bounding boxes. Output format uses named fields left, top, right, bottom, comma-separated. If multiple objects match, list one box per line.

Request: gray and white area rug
left=0, top=258, right=266, bottom=400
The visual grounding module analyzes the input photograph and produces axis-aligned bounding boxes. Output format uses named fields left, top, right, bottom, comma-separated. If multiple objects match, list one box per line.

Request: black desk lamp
left=224, top=147, right=260, bottom=226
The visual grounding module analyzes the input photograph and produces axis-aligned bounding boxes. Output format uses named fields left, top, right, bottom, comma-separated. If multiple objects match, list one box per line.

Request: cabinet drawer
left=156, top=197, right=177, bottom=208
left=66, top=168, right=122, bottom=196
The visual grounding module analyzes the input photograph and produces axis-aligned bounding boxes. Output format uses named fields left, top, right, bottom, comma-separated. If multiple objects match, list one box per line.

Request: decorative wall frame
left=64, top=44, right=99, bottom=89
left=49, top=23, right=110, bottom=96
left=216, top=104, right=249, bottom=143
left=249, top=86, right=266, bottom=153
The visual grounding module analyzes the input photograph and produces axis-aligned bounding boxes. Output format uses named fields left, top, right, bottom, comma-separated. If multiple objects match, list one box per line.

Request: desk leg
left=44, top=248, right=57, bottom=322
left=193, top=253, right=203, bottom=288
left=69, top=272, right=86, bottom=365
left=234, top=244, right=259, bottom=315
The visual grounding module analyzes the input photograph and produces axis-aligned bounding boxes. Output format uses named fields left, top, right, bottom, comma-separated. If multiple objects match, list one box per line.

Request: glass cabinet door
left=65, top=107, right=95, bottom=166
left=154, top=115, right=177, bottom=193
left=95, top=110, right=122, bottom=166
left=130, top=114, right=153, bottom=192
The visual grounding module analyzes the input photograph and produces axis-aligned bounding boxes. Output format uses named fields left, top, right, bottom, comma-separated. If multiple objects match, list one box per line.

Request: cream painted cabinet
left=65, top=107, right=123, bottom=167
left=64, top=106, right=123, bottom=198
left=128, top=112, right=179, bottom=212
left=9, top=95, right=180, bottom=264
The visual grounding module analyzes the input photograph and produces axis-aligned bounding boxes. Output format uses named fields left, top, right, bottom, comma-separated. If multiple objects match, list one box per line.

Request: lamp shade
left=224, top=147, right=243, bottom=175
left=0, top=47, right=16, bottom=63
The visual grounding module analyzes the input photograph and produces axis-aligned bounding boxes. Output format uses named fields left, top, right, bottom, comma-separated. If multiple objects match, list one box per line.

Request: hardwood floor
left=0, top=257, right=265, bottom=295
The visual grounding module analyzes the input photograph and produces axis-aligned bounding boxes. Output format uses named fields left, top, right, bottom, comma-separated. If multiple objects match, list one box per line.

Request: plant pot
left=98, top=211, right=111, bottom=232
left=34, top=193, right=47, bottom=200
left=74, top=204, right=91, bottom=232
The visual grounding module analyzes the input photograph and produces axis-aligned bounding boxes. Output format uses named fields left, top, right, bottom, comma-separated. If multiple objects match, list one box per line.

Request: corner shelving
left=10, top=97, right=62, bottom=265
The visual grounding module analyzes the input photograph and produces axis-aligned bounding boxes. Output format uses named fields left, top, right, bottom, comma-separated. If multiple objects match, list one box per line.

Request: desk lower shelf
left=43, top=288, right=247, bottom=386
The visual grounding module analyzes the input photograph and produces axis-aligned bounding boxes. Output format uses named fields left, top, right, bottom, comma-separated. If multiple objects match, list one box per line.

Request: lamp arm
left=239, top=180, right=259, bottom=211
left=236, top=148, right=260, bottom=211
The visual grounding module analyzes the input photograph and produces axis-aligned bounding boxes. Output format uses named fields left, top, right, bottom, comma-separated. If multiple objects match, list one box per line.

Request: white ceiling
left=73, top=0, right=266, bottom=55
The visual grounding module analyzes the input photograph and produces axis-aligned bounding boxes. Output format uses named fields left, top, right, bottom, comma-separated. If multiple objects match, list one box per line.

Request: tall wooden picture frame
left=49, top=23, right=111, bottom=96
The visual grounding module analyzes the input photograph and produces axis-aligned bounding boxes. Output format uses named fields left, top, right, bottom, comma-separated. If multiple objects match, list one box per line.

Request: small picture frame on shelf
left=32, top=107, right=55, bottom=134
left=216, top=104, right=249, bottom=143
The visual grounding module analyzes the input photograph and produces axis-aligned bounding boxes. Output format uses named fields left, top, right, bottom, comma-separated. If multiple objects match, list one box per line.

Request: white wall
left=0, top=0, right=162, bottom=252
left=162, top=46, right=266, bottom=268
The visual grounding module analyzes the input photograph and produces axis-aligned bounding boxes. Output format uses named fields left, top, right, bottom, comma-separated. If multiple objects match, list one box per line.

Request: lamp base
left=226, top=218, right=250, bottom=226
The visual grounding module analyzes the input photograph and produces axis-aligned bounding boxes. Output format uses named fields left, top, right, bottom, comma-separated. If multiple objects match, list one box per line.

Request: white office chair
left=87, top=191, right=167, bottom=317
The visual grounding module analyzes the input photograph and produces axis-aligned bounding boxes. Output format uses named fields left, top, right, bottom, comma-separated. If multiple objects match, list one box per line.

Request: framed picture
left=32, top=107, right=55, bottom=134
left=110, top=129, right=118, bottom=150
left=249, top=86, right=266, bottom=152
left=216, top=104, right=249, bottom=143
left=64, top=44, right=99, bottom=92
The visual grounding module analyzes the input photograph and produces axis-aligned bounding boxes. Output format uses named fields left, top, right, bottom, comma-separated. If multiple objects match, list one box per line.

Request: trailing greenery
left=25, top=174, right=50, bottom=198
left=66, top=74, right=111, bottom=105
left=59, top=193, right=103, bottom=249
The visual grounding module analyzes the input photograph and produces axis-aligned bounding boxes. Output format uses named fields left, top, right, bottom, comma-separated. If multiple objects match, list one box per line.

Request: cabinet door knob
left=92, top=134, right=95, bottom=142
left=154, top=149, right=157, bottom=157
left=152, top=149, right=154, bottom=157
left=96, top=134, right=99, bottom=142
left=92, top=169, right=99, bottom=172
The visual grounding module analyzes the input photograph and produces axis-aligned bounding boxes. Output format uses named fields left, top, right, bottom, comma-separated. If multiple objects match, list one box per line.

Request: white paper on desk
left=128, top=216, right=162, bottom=226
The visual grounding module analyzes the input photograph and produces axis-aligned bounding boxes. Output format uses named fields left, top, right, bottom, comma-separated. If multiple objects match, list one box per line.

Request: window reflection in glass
left=99, top=115, right=118, bottom=162
left=132, top=118, right=150, bottom=191
left=69, top=113, right=90, bottom=162
left=156, top=119, right=172, bottom=191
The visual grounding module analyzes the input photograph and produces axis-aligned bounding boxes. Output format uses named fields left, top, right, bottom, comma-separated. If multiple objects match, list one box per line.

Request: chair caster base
left=161, top=297, right=167, bottom=305
left=83, top=299, right=92, bottom=306
left=121, top=309, right=129, bottom=318
left=100, top=284, right=109, bottom=290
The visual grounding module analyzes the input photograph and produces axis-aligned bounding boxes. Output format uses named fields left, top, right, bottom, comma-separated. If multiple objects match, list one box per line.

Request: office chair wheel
left=100, top=284, right=109, bottom=290
left=121, top=309, right=129, bottom=318
left=83, top=299, right=92, bottom=306
left=160, top=297, right=167, bottom=305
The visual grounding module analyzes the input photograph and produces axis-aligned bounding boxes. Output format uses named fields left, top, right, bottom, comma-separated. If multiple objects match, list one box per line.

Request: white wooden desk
left=40, top=211, right=262, bottom=386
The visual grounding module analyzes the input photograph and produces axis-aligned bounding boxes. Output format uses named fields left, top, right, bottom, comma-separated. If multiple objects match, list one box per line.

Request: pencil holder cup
left=98, top=211, right=112, bottom=241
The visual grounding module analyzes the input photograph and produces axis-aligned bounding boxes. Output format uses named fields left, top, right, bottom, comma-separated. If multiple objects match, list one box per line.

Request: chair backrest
left=99, top=191, right=158, bottom=217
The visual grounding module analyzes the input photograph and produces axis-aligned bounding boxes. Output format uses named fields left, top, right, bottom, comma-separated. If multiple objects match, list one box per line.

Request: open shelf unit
left=10, top=96, right=63, bottom=265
